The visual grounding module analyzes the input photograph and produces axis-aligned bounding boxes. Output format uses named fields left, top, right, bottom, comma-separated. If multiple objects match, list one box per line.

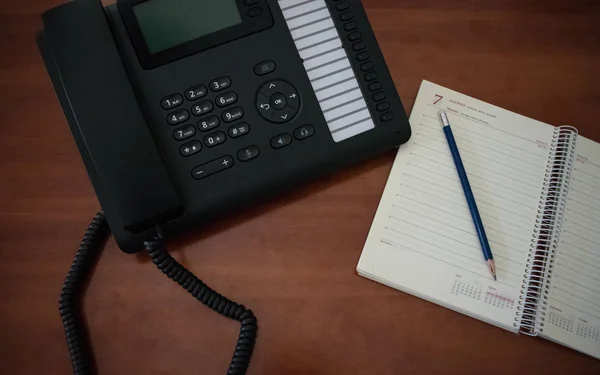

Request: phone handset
left=40, top=0, right=183, bottom=234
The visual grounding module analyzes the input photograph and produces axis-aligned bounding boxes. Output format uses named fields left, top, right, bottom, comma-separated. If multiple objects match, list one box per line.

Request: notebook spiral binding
left=515, top=126, right=578, bottom=335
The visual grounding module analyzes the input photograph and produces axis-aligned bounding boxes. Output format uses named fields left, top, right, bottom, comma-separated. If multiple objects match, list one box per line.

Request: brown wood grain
left=1, top=0, right=599, bottom=374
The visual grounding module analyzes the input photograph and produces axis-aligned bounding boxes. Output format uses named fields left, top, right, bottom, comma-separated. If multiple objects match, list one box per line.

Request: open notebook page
left=358, top=80, right=555, bottom=331
left=541, top=136, right=600, bottom=359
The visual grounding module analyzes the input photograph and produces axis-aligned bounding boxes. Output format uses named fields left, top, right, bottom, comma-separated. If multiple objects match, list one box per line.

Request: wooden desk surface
left=1, top=0, right=599, bottom=374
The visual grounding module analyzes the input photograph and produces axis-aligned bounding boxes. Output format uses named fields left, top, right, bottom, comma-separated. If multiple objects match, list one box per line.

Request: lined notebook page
left=542, top=136, right=600, bottom=359
left=358, top=80, right=555, bottom=331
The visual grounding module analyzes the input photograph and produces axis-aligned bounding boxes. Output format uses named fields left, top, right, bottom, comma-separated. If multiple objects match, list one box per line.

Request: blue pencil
left=440, top=110, right=497, bottom=281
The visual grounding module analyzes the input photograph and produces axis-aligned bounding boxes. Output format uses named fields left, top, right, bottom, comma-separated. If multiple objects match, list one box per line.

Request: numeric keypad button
left=222, top=107, right=244, bottom=123
left=161, top=94, right=183, bottom=109
left=191, top=100, right=213, bottom=116
left=198, top=116, right=220, bottom=132
left=204, top=132, right=227, bottom=148
left=185, top=85, right=207, bottom=101
left=173, top=125, right=196, bottom=141
left=180, top=141, right=202, bottom=157
left=228, top=123, right=250, bottom=138
left=216, top=92, right=238, bottom=107
left=210, top=76, right=231, bottom=92
left=167, top=110, right=189, bottom=125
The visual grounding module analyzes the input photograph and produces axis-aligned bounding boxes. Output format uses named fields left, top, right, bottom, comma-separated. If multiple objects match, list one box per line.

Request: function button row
left=270, top=125, right=315, bottom=150
left=192, top=156, right=233, bottom=180
left=333, top=3, right=396, bottom=122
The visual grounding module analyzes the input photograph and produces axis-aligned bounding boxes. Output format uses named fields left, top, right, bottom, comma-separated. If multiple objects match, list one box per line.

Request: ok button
left=270, top=93, right=287, bottom=110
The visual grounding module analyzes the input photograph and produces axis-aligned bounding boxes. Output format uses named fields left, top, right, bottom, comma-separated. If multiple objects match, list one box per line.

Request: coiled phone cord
left=59, top=211, right=258, bottom=375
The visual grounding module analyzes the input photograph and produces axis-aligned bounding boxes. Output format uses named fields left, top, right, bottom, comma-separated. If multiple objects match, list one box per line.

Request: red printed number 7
left=434, top=94, right=443, bottom=105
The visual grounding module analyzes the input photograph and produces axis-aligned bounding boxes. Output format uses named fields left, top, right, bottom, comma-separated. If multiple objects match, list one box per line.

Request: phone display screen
left=133, top=0, right=243, bottom=54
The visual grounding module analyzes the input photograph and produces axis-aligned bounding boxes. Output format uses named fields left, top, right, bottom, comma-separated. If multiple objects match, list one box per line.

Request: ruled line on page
left=419, top=119, right=547, bottom=158
left=401, top=174, right=534, bottom=221
left=424, top=105, right=540, bottom=145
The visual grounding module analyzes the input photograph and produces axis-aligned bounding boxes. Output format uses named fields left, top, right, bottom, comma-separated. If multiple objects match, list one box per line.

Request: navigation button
left=259, top=80, right=287, bottom=96
left=294, top=125, right=315, bottom=140
left=270, top=93, right=287, bottom=110
left=257, top=93, right=275, bottom=118
left=192, top=156, right=234, bottom=180
left=271, top=134, right=292, bottom=149
left=180, top=141, right=202, bottom=157
left=238, top=146, right=260, bottom=162
left=254, top=60, right=276, bottom=76
left=282, top=83, right=300, bottom=109
left=270, top=106, right=297, bottom=123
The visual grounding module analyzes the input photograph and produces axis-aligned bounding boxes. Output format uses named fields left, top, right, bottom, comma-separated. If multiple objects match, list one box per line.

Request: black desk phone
left=37, top=0, right=411, bottom=373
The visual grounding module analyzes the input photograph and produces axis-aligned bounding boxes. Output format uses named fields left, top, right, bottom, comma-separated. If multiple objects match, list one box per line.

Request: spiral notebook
left=357, top=80, right=600, bottom=360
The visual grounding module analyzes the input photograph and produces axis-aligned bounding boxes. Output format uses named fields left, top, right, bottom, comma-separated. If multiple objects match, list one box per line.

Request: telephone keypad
left=204, top=131, right=227, bottom=148
left=180, top=141, right=202, bottom=157
left=174, top=125, right=196, bottom=141
left=198, top=115, right=220, bottom=132
left=185, top=85, right=207, bottom=101
left=167, top=109, right=190, bottom=125
left=191, top=100, right=214, bottom=116
left=228, top=123, right=250, bottom=138
left=216, top=92, right=238, bottom=107
left=161, top=94, right=183, bottom=109
left=222, top=107, right=244, bottom=123
left=210, top=76, right=231, bottom=92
